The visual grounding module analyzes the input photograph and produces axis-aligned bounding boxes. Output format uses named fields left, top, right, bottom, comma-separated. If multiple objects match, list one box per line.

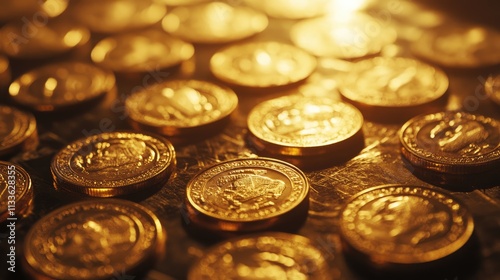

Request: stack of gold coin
left=210, top=41, right=316, bottom=88
left=162, top=2, right=268, bottom=44
left=247, top=95, right=364, bottom=168
left=0, top=162, right=34, bottom=222
left=9, top=61, right=115, bottom=112
left=0, top=105, right=38, bottom=157
left=125, top=79, right=238, bottom=138
left=399, top=111, right=500, bottom=175
left=188, top=232, right=330, bottom=279
left=91, top=29, right=194, bottom=74
left=184, top=157, right=309, bottom=238
left=23, top=199, right=166, bottom=280
left=485, top=73, right=500, bottom=107
left=51, top=131, right=176, bottom=197
left=339, top=185, right=474, bottom=275
left=339, top=57, right=448, bottom=122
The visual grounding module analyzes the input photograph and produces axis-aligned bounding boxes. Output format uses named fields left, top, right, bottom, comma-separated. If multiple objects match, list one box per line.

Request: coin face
left=340, top=185, right=474, bottom=265
left=339, top=57, right=448, bottom=108
left=162, top=2, right=268, bottom=44
left=248, top=95, right=363, bottom=156
left=399, top=111, right=500, bottom=174
left=126, top=79, right=238, bottom=136
left=9, top=62, right=115, bottom=112
left=188, top=232, right=329, bottom=279
left=51, top=132, right=176, bottom=197
left=290, top=14, right=397, bottom=59
left=186, top=157, right=309, bottom=231
left=23, top=199, right=165, bottom=280
left=485, top=73, right=500, bottom=107
left=0, top=105, right=37, bottom=156
left=210, top=41, right=316, bottom=88
left=91, top=29, right=195, bottom=73
left=0, top=161, right=33, bottom=222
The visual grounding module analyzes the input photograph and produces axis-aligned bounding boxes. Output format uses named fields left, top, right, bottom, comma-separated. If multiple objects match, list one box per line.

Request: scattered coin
left=0, top=105, right=38, bottom=157
left=0, top=161, right=33, bottom=222
left=485, top=73, right=500, bottom=107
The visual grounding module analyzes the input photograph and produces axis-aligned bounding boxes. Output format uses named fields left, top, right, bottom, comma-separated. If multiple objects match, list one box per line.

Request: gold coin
left=162, top=2, right=268, bottom=44
left=91, top=29, right=194, bottom=73
left=0, top=17, right=89, bottom=59
left=210, top=41, right=316, bottom=88
left=23, top=199, right=165, bottom=280
left=0, top=55, right=11, bottom=89
left=185, top=157, right=309, bottom=234
left=155, top=0, right=209, bottom=5
left=0, top=161, right=33, bottom=223
left=248, top=95, right=363, bottom=156
left=243, top=0, right=329, bottom=19
left=69, top=0, right=166, bottom=33
left=126, top=79, right=238, bottom=136
left=9, top=62, right=115, bottom=112
left=290, top=14, right=397, bottom=59
left=339, top=57, right=448, bottom=122
left=188, top=232, right=330, bottom=279
left=411, top=24, right=500, bottom=68
left=0, top=0, right=68, bottom=22
left=339, top=185, right=474, bottom=266
left=485, top=73, right=500, bottom=107
left=399, top=111, right=500, bottom=174
left=51, top=131, right=176, bottom=197
left=0, top=105, right=38, bottom=157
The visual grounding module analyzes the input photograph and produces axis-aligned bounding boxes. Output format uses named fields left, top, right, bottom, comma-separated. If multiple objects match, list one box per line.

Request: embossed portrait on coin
left=356, top=196, right=449, bottom=245
left=429, top=119, right=490, bottom=156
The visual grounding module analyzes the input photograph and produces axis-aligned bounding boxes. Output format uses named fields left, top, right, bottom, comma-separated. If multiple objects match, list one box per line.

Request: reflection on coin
left=9, top=62, right=115, bottom=112
left=155, top=0, right=209, bottom=5
left=248, top=95, right=363, bottom=157
left=339, top=57, right=448, bottom=122
left=411, top=24, right=500, bottom=68
left=0, top=17, right=89, bottom=59
left=210, top=41, right=316, bottom=88
left=485, top=73, right=500, bottom=107
left=0, top=0, right=68, bottom=22
left=51, top=132, right=176, bottom=197
left=188, top=232, right=329, bottom=279
left=23, top=199, right=165, bottom=280
left=290, top=14, right=397, bottom=59
left=400, top=111, right=500, bottom=174
left=126, top=79, right=238, bottom=137
left=70, top=0, right=166, bottom=33
left=0, top=55, right=10, bottom=88
left=244, top=0, right=329, bottom=19
left=162, top=2, right=268, bottom=44
left=185, top=157, right=309, bottom=234
left=0, top=161, right=33, bottom=222
left=91, top=29, right=194, bottom=73
left=340, top=185, right=474, bottom=267
left=0, top=105, right=38, bottom=157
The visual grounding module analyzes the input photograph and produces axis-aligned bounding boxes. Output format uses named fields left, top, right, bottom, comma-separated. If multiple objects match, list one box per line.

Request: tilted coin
left=188, top=232, right=330, bottom=280
left=248, top=95, right=363, bottom=157
left=185, top=157, right=309, bottom=234
left=9, top=62, right=115, bottom=112
left=126, top=79, right=238, bottom=137
left=51, top=131, right=176, bottom=197
left=399, top=111, right=500, bottom=174
left=485, top=73, right=500, bottom=107
left=210, top=41, right=316, bottom=88
left=0, top=0, right=68, bottom=22
left=162, top=2, right=268, bottom=44
left=23, top=199, right=165, bottom=280
left=290, top=14, right=397, bottom=59
left=339, top=185, right=474, bottom=268
left=0, top=161, right=33, bottom=223
left=339, top=57, right=448, bottom=122
left=0, top=105, right=38, bottom=157
left=243, top=0, right=329, bottom=19
left=91, top=29, right=194, bottom=73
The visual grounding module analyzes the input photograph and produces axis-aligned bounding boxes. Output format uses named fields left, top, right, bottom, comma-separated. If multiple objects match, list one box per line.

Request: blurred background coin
left=0, top=105, right=38, bottom=157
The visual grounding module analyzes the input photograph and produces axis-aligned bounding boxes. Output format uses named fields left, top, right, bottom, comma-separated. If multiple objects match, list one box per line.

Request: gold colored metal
left=162, top=2, right=268, bottom=44
left=0, top=105, right=38, bottom=157
left=399, top=111, right=500, bottom=174
left=23, top=199, right=166, bottom=280
left=340, top=185, right=474, bottom=266
left=9, top=62, right=115, bottom=112
left=0, top=0, right=68, bottom=22
left=0, top=161, right=33, bottom=222
left=51, top=132, right=176, bottom=197
left=185, top=157, right=309, bottom=233
left=0, top=55, right=10, bottom=89
left=126, top=79, right=238, bottom=136
left=91, top=29, right=194, bottom=73
left=188, top=232, right=329, bottom=279
left=155, top=0, right=209, bottom=5
left=210, top=41, right=316, bottom=88
left=244, top=0, right=329, bottom=19
left=485, top=73, right=500, bottom=107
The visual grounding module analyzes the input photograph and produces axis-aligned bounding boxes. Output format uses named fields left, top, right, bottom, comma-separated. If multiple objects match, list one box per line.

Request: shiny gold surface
left=0, top=161, right=33, bottom=223
left=0, top=0, right=68, bottom=22
left=23, top=199, right=165, bottom=280
left=486, top=73, right=500, bottom=107
left=244, top=0, right=329, bottom=19
left=0, top=55, right=10, bottom=89
left=0, top=105, right=38, bottom=157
